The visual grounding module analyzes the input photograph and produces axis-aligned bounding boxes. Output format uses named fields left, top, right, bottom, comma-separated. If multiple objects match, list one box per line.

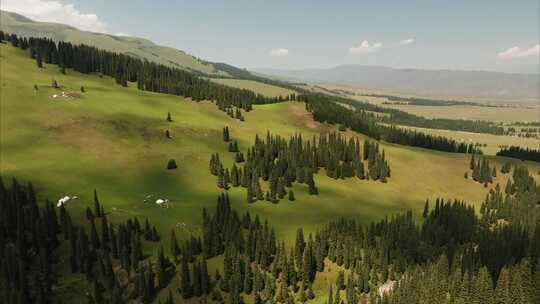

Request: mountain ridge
left=253, top=64, right=540, bottom=103
left=0, top=10, right=233, bottom=76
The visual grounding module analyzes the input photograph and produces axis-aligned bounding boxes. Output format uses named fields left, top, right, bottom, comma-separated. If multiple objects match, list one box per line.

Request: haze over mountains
left=254, top=65, right=540, bottom=103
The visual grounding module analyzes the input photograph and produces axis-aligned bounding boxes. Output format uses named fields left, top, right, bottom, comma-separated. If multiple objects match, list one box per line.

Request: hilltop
left=0, top=10, right=236, bottom=76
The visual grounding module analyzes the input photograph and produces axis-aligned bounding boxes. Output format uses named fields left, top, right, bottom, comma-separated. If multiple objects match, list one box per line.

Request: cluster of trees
left=0, top=178, right=166, bottom=304
left=496, top=146, right=540, bottom=162
left=468, top=153, right=496, bottom=185
left=380, top=111, right=504, bottom=135
left=299, top=94, right=482, bottom=154
left=211, top=132, right=392, bottom=204
left=366, top=94, right=479, bottom=106
left=0, top=32, right=287, bottom=114
left=480, top=165, right=540, bottom=232
left=324, top=201, right=539, bottom=303
left=192, top=193, right=320, bottom=303
left=364, top=141, right=391, bottom=182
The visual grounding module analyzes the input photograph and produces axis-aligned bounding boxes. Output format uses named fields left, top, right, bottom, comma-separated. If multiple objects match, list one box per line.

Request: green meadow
left=2, top=42, right=540, bottom=249
left=210, top=78, right=296, bottom=98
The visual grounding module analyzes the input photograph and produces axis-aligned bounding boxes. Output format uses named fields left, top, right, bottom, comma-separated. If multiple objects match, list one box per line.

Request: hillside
left=2, top=39, right=540, bottom=303
left=3, top=42, right=539, bottom=244
left=0, top=10, right=228, bottom=76
left=254, top=65, right=540, bottom=103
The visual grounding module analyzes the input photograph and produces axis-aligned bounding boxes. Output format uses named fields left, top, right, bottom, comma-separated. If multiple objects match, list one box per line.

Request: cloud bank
left=1, top=0, right=108, bottom=33
left=497, top=44, right=539, bottom=59
left=349, top=40, right=382, bottom=54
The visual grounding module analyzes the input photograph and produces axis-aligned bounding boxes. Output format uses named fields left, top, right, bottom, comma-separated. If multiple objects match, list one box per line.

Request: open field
left=309, top=83, right=540, bottom=124
left=3, top=44, right=540, bottom=248
left=210, top=78, right=296, bottom=98
left=397, top=125, right=540, bottom=155
left=383, top=104, right=539, bottom=124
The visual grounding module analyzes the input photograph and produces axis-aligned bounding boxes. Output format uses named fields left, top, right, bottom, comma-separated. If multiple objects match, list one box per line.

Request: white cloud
left=349, top=40, right=382, bottom=54
left=497, top=44, right=539, bottom=59
left=269, top=48, right=289, bottom=57
left=400, top=38, right=415, bottom=45
left=1, top=0, right=108, bottom=33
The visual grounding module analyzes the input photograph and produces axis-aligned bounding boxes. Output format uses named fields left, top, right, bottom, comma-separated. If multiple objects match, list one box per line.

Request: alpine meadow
left=0, top=2, right=539, bottom=304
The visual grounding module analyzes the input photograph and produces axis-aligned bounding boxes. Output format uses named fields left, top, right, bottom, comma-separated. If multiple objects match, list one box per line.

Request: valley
left=0, top=5, right=539, bottom=302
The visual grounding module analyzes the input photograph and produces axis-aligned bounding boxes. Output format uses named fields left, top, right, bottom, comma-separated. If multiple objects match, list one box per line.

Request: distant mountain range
left=0, top=10, right=248, bottom=77
left=3, top=10, right=538, bottom=103
left=253, top=65, right=540, bottom=103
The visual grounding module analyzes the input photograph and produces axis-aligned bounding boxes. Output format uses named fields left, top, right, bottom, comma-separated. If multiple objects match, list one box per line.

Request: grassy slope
left=0, top=10, right=224, bottom=76
left=210, top=78, right=296, bottom=98
left=3, top=43, right=540, bottom=303
left=3, top=43, right=539, bottom=246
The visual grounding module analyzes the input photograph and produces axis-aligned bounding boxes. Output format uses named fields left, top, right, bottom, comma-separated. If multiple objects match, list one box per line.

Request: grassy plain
left=211, top=78, right=296, bottom=98
left=398, top=125, right=539, bottom=155
left=308, top=83, right=540, bottom=124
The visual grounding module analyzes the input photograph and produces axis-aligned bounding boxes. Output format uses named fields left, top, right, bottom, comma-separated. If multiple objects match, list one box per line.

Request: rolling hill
left=0, top=10, right=231, bottom=76
left=2, top=37, right=540, bottom=303
left=2, top=42, right=539, bottom=245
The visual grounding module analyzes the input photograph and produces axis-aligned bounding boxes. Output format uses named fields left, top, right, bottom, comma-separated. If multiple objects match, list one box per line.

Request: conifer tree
left=180, top=256, right=192, bottom=298
left=288, top=190, right=295, bottom=201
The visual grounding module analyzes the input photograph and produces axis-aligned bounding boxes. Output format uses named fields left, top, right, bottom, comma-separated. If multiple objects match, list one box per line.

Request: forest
left=496, top=146, right=540, bottom=163
left=2, top=162, right=539, bottom=303
left=211, top=131, right=391, bottom=203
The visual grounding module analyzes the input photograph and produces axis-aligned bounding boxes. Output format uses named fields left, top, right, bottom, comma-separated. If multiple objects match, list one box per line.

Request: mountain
left=253, top=65, right=540, bottom=103
left=0, top=10, right=232, bottom=76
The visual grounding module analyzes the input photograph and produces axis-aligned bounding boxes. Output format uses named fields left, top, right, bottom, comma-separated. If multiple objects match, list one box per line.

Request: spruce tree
left=288, top=190, right=295, bottom=201
left=180, top=256, right=192, bottom=298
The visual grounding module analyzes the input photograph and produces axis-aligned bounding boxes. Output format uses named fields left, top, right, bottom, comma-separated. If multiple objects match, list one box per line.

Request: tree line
left=299, top=93, right=481, bottom=154
left=496, top=146, right=540, bottom=163
left=0, top=32, right=296, bottom=120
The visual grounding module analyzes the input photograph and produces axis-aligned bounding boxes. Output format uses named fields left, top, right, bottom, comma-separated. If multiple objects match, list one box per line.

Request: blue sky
left=3, top=0, right=539, bottom=72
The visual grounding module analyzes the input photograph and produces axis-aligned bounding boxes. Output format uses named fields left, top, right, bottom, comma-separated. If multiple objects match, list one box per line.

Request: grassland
left=3, top=43, right=540, bottom=303
left=210, top=78, right=296, bottom=98
left=309, top=83, right=540, bottom=124
left=3, top=43, right=540, bottom=245
left=397, top=125, right=539, bottom=155
left=383, top=104, right=539, bottom=124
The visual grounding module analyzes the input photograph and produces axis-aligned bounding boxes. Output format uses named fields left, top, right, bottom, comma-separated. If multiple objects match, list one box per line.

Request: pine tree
left=180, top=256, right=192, bottom=298
left=423, top=200, right=429, bottom=219
left=170, top=230, right=180, bottom=260
left=288, top=190, right=295, bottom=201
left=201, top=258, right=210, bottom=295
left=36, top=52, right=43, bottom=68
left=93, top=189, right=101, bottom=217
left=223, top=127, right=230, bottom=142
left=167, top=159, right=178, bottom=170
